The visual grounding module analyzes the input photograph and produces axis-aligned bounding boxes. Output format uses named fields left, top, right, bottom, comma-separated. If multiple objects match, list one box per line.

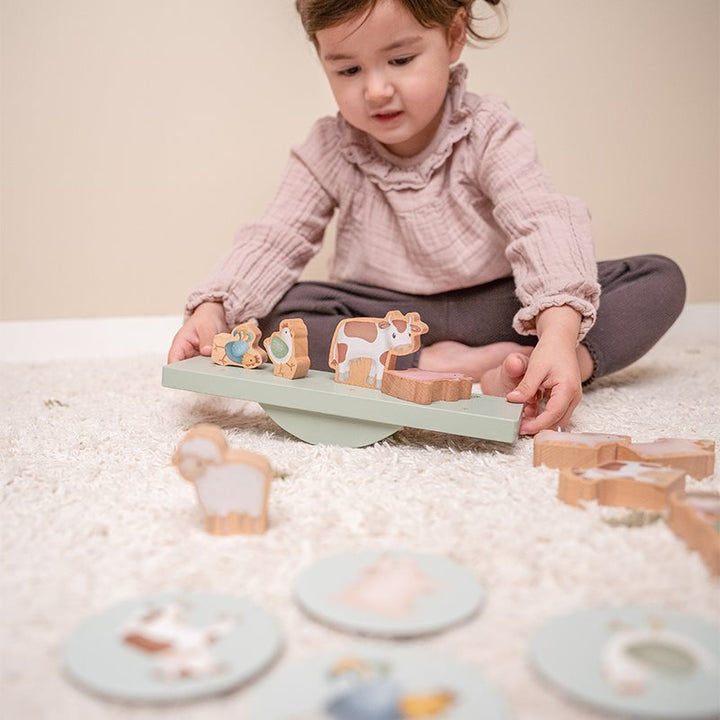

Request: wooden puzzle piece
left=618, top=438, right=715, bottom=480
left=668, top=491, right=720, bottom=576
left=172, top=424, right=272, bottom=534
left=263, top=318, right=310, bottom=379
left=381, top=368, right=473, bottom=405
left=211, top=323, right=267, bottom=368
left=328, top=310, right=428, bottom=390
left=534, top=430, right=632, bottom=469
left=558, top=460, right=686, bottom=510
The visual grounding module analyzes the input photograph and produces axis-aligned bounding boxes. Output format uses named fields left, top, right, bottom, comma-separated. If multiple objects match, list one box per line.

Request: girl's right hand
left=167, top=301, right=228, bottom=364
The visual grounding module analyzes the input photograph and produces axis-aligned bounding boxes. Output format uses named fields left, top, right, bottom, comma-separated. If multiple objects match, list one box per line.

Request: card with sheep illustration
left=173, top=424, right=272, bottom=535
left=530, top=605, right=720, bottom=719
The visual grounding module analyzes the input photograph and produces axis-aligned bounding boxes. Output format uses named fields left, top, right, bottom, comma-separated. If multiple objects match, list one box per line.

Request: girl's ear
left=448, top=8, right=467, bottom=62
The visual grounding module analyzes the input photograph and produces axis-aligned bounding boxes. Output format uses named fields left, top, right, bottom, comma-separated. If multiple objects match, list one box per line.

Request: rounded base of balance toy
left=263, top=404, right=401, bottom=447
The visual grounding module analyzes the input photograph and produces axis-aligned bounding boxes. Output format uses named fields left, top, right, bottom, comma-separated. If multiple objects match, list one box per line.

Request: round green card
left=63, top=592, right=282, bottom=703
left=530, top=605, right=720, bottom=719
left=294, top=550, right=484, bottom=638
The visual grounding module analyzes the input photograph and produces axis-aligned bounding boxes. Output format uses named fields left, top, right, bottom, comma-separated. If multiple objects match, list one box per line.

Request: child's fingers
left=520, top=385, right=580, bottom=435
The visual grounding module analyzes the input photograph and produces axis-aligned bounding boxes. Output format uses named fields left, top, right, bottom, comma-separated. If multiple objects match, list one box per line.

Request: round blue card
left=294, top=550, right=484, bottom=638
left=250, top=644, right=510, bottom=719
left=530, top=605, right=720, bottom=719
left=63, top=592, right=282, bottom=703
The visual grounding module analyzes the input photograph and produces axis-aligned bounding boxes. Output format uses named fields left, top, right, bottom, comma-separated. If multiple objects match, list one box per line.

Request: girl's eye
left=338, top=66, right=361, bottom=77
left=390, top=56, right=414, bottom=67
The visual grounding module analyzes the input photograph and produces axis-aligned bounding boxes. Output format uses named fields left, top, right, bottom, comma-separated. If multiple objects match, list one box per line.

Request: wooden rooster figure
left=263, top=318, right=310, bottom=379
left=211, top=323, right=267, bottom=368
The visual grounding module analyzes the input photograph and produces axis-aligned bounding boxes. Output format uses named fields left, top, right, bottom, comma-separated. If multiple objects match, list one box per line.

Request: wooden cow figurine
left=534, top=430, right=632, bottom=469
left=172, top=424, right=271, bottom=534
left=668, top=490, right=720, bottom=576
left=263, top=318, right=310, bottom=379
left=618, top=438, right=715, bottom=480
left=381, top=368, right=473, bottom=405
left=558, top=460, right=686, bottom=511
left=328, top=311, right=428, bottom=390
left=212, top=323, right=267, bottom=368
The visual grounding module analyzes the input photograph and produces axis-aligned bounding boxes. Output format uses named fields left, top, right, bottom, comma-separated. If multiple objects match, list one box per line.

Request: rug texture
left=2, top=335, right=718, bottom=720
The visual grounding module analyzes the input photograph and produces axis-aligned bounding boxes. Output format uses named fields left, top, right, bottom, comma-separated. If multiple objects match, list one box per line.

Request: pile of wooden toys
left=533, top=431, right=718, bottom=576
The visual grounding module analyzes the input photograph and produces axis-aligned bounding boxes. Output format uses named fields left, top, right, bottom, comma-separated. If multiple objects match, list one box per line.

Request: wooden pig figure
left=173, top=424, right=271, bottom=534
left=211, top=323, right=267, bottom=368
left=263, top=318, right=310, bottom=379
left=328, top=310, right=429, bottom=390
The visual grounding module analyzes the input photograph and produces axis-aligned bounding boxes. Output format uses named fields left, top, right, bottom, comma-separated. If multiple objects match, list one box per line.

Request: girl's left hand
left=505, top=306, right=584, bottom=435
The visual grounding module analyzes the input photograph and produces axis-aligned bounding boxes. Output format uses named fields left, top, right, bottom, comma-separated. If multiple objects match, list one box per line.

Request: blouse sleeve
left=185, top=147, right=336, bottom=327
left=471, top=98, right=600, bottom=340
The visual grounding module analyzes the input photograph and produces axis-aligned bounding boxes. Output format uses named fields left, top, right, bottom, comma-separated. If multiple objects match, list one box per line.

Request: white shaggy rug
left=2, top=325, right=719, bottom=719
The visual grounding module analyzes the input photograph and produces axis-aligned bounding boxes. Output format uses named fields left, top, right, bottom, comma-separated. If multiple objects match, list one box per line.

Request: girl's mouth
left=373, top=111, right=403, bottom=124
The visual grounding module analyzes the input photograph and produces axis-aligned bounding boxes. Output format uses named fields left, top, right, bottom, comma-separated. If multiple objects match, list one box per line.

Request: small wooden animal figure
left=328, top=310, right=429, bottom=390
left=211, top=323, right=267, bottom=368
left=533, top=430, right=632, bottom=469
left=667, top=491, right=720, bottom=576
left=618, top=438, right=715, bottom=480
left=558, top=460, right=686, bottom=511
left=381, top=368, right=472, bottom=405
left=263, top=318, right=310, bottom=379
left=172, top=424, right=272, bottom=534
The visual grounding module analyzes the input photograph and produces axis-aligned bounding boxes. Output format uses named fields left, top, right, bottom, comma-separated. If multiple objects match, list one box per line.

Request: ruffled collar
left=337, top=63, right=474, bottom=191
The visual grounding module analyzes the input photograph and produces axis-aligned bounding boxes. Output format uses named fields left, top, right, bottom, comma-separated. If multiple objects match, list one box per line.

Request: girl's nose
left=364, top=71, right=394, bottom=105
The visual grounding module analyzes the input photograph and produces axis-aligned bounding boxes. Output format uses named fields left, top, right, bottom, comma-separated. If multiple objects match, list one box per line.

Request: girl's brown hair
left=296, top=0, right=506, bottom=46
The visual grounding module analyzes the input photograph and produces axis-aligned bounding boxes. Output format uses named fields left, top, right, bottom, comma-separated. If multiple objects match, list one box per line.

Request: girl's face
left=316, top=0, right=465, bottom=158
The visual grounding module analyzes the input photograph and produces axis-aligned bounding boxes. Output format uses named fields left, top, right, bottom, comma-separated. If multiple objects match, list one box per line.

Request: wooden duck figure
left=263, top=318, right=310, bottom=379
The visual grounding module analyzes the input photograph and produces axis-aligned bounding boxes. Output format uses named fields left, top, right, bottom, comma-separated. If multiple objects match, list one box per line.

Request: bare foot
left=479, top=352, right=531, bottom=397
left=418, top=341, right=532, bottom=382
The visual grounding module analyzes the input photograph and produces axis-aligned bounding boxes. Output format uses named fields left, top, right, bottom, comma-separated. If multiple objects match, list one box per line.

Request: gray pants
left=259, top=255, right=686, bottom=383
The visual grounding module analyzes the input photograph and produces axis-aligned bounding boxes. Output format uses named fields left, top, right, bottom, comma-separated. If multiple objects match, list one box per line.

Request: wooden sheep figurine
left=263, top=318, right=310, bottom=379
left=211, top=323, right=267, bottom=368
left=328, top=310, right=428, bottom=390
left=172, top=424, right=271, bottom=534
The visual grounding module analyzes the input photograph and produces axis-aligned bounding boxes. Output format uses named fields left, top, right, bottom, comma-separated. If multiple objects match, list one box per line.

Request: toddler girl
left=168, top=0, right=685, bottom=435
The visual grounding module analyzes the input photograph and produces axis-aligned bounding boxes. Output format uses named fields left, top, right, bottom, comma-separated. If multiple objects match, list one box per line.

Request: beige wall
left=1, top=0, right=718, bottom=321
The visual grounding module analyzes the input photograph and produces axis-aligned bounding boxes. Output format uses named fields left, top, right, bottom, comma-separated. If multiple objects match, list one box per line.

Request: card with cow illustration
left=328, top=310, right=428, bottom=390
left=63, top=592, right=282, bottom=703
left=249, top=644, right=509, bottom=719
left=530, top=605, right=720, bottom=719
left=293, top=550, right=484, bottom=638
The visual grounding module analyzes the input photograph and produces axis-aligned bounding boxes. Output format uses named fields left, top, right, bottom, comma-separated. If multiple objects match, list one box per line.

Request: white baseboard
left=0, top=315, right=183, bottom=363
left=1, top=304, right=717, bottom=364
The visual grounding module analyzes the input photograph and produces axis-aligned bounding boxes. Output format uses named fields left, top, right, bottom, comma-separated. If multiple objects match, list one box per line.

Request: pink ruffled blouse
left=187, top=65, right=600, bottom=339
